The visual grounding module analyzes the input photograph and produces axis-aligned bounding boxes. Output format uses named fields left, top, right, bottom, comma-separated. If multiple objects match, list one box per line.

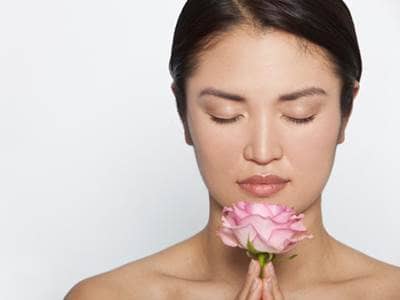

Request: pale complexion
left=65, top=26, right=400, bottom=300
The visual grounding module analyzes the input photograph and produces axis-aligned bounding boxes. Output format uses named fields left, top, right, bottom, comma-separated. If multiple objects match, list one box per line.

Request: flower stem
left=257, top=253, right=266, bottom=278
left=257, top=252, right=275, bottom=278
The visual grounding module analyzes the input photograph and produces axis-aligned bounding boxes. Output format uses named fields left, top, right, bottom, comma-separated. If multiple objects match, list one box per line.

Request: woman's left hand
left=261, top=262, right=285, bottom=300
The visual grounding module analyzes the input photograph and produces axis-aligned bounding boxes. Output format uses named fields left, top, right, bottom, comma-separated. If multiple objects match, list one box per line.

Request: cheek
left=194, top=127, right=241, bottom=177
left=284, top=116, right=340, bottom=185
left=188, top=113, right=242, bottom=188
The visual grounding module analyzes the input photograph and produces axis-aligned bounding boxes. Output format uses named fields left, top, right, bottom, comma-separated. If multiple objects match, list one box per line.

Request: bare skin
left=65, top=225, right=400, bottom=299
left=65, top=27, right=400, bottom=299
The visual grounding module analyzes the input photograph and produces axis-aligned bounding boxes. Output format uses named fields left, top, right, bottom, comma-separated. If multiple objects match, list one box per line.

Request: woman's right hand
left=234, top=259, right=262, bottom=300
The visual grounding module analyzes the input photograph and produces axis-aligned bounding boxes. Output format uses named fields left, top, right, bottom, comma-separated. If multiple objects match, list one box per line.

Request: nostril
left=243, top=143, right=283, bottom=165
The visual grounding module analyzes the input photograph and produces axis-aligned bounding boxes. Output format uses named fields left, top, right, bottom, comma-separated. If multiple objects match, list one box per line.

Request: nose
left=243, top=116, right=283, bottom=165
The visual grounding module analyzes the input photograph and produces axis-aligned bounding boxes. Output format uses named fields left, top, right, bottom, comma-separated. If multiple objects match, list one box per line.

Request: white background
left=0, top=1, right=399, bottom=299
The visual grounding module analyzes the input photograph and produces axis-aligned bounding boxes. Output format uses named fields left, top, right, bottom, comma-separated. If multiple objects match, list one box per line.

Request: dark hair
left=169, top=0, right=362, bottom=124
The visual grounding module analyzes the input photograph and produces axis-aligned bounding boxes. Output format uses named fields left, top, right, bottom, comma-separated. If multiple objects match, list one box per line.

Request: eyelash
left=210, top=115, right=243, bottom=124
left=284, top=115, right=316, bottom=125
left=209, top=115, right=316, bottom=125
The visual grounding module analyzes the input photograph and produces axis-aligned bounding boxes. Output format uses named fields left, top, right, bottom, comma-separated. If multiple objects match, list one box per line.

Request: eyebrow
left=198, top=86, right=328, bottom=102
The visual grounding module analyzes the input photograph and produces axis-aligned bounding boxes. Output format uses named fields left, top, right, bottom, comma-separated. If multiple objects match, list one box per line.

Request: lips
left=237, top=174, right=289, bottom=197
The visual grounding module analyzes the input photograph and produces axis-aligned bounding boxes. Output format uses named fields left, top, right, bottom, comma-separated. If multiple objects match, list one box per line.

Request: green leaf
left=288, top=254, right=298, bottom=260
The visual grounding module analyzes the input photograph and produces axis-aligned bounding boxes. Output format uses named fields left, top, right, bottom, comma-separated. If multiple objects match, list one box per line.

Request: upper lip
left=238, top=174, right=289, bottom=185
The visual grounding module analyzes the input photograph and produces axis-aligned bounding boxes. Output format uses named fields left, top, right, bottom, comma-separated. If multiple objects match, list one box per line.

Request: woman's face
left=182, top=27, right=351, bottom=212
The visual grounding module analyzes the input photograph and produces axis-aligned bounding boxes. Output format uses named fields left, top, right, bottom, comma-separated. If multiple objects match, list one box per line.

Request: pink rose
left=216, top=201, right=313, bottom=254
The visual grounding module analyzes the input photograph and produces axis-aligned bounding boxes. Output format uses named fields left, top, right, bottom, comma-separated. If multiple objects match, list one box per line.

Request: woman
left=65, top=0, right=400, bottom=299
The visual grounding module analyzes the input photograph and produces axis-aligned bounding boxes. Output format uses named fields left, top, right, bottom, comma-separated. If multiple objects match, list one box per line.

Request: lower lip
left=238, top=182, right=288, bottom=197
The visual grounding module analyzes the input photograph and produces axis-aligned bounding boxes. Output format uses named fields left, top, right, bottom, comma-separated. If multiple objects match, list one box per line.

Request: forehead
left=186, top=27, right=340, bottom=101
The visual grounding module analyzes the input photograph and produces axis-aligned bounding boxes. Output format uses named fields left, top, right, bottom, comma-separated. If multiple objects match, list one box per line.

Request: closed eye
left=209, top=114, right=316, bottom=125
left=209, top=115, right=242, bottom=124
left=283, top=115, right=316, bottom=125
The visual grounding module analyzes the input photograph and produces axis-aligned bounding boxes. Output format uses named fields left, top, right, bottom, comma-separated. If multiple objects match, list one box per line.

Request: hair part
left=169, top=0, right=362, bottom=125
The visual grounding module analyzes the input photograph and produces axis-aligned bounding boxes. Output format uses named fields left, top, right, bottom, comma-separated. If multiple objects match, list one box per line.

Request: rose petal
left=251, top=234, right=279, bottom=253
left=238, top=214, right=277, bottom=242
left=232, top=203, right=250, bottom=219
left=289, top=220, right=307, bottom=231
left=216, top=227, right=239, bottom=247
left=246, top=202, right=274, bottom=218
left=236, top=201, right=247, bottom=210
left=217, top=201, right=313, bottom=254
left=232, top=223, right=257, bottom=248
left=221, top=214, right=237, bottom=228
left=268, top=204, right=286, bottom=216
left=272, top=211, right=294, bottom=223
left=290, top=231, right=314, bottom=243
left=267, top=228, right=296, bottom=252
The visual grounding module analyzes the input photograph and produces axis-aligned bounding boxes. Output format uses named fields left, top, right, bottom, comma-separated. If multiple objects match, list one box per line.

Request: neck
left=197, top=194, right=339, bottom=291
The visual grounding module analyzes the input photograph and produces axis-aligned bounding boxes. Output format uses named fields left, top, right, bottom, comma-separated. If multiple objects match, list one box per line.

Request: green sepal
left=258, top=253, right=266, bottom=268
left=246, top=250, right=258, bottom=260
left=246, top=237, right=281, bottom=278
left=246, top=239, right=262, bottom=255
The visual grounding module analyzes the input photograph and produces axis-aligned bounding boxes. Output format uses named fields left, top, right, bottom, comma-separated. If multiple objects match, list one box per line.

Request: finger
left=236, top=259, right=260, bottom=299
left=263, top=262, right=284, bottom=300
left=246, top=277, right=262, bottom=300
left=262, top=278, right=274, bottom=300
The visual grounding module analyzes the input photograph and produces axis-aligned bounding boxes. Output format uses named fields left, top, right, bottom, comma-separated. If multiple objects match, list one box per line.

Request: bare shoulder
left=64, top=238, right=195, bottom=300
left=346, top=251, right=400, bottom=299
left=63, top=256, right=172, bottom=300
left=326, top=240, right=400, bottom=299
left=366, top=260, right=400, bottom=299
left=64, top=276, right=128, bottom=300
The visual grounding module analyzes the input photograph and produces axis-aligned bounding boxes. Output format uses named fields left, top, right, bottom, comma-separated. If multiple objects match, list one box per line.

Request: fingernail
left=251, top=278, right=259, bottom=291
left=267, top=262, right=275, bottom=276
